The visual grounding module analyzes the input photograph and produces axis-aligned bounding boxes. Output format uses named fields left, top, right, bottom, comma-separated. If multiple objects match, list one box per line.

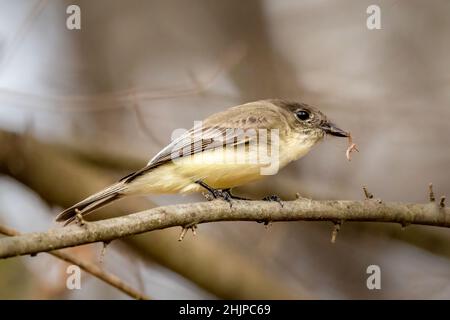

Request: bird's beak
left=320, top=122, right=349, bottom=137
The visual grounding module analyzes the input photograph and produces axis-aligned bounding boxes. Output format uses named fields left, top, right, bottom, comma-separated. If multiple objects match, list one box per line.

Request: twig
left=362, top=186, right=374, bottom=199
left=75, top=209, right=87, bottom=226
left=178, top=228, right=189, bottom=242
left=0, top=42, right=246, bottom=113
left=178, top=224, right=198, bottom=241
left=99, top=241, right=111, bottom=264
left=1, top=198, right=449, bottom=259
left=330, top=220, right=343, bottom=244
left=429, top=183, right=435, bottom=202
left=0, top=224, right=150, bottom=300
left=130, top=92, right=166, bottom=146
left=0, top=0, right=48, bottom=72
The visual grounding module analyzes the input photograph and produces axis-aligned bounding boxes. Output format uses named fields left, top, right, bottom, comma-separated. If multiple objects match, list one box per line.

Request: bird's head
left=270, top=99, right=349, bottom=142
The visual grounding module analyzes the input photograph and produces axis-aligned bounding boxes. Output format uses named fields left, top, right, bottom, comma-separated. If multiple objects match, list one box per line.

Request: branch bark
left=1, top=198, right=448, bottom=259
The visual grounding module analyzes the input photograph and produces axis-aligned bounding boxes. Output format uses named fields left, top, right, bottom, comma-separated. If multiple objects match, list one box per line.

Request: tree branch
left=0, top=198, right=448, bottom=259
left=0, top=224, right=150, bottom=300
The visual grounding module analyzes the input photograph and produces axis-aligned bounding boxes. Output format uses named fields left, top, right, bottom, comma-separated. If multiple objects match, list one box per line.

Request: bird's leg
left=195, top=180, right=233, bottom=207
left=222, top=188, right=250, bottom=200
left=195, top=180, right=283, bottom=209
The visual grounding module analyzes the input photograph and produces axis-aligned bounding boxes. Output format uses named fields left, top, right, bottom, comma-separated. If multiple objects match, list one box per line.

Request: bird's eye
left=295, top=110, right=310, bottom=121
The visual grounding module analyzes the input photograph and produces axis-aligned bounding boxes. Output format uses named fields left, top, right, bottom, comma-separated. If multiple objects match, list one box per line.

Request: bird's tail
left=55, top=182, right=127, bottom=226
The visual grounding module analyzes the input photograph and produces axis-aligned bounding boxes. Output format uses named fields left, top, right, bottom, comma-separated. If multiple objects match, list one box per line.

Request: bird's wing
left=147, top=126, right=247, bottom=164
left=120, top=103, right=285, bottom=183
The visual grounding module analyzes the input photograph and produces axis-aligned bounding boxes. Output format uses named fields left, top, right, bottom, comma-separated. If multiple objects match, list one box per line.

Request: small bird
left=56, top=99, right=350, bottom=225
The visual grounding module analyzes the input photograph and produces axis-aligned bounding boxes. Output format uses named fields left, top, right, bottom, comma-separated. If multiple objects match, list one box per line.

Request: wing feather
left=121, top=102, right=284, bottom=183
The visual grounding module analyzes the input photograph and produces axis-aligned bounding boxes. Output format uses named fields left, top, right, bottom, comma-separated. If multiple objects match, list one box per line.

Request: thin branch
left=0, top=198, right=449, bottom=259
left=130, top=92, right=166, bottom=147
left=429, top=183, right=435, bottom=202
left=330, top=220, right=343, bottom=244
left=0, top=224, right=150, bottom=300
left=0, top=0, right=48, bottom=72
left=0, top=42, right=245, bottom=113
left=362, top=186, right=374, bottom=199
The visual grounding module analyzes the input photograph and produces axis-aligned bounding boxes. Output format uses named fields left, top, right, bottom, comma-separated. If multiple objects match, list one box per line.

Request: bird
left=56, top=99, right=350, bottom=225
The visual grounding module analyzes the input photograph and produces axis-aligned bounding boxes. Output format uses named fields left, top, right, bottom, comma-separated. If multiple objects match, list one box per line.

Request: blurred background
left=0, top=0, right=449, bottom=299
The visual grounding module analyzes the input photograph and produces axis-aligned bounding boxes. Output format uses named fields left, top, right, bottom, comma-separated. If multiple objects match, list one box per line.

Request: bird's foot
left=262, top=194, right=284, bottom=208
left=196, top=180, right=233, bottom=208
left=256, top=195, right=283, bottom=226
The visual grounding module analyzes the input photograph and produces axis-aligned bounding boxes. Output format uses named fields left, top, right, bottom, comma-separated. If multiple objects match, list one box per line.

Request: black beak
left=320, top=122, right=349, bottom=137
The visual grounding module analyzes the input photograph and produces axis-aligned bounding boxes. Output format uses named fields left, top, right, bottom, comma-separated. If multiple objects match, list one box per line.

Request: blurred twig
left=1, top=198, right=448, bottom=259
left=0, top=224, right=150, bottom=300
left=0, top=43, right=245, bottom=113
left=0, top=0, right=48, bottom=72
left=130, top=91, right=166, bottom=147
left=56, top=142, right=145, bottom=172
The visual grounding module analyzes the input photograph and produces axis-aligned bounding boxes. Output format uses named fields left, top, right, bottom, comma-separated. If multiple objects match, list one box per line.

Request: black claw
left=210, top=189, right=221, bottom=199
left=196, top=180, right=233, bottom=208
left=214, top=189, right=233, bottom=208
left=222, top=191, right=233, bottom=208
left=263, top=195, right=284, bottom=207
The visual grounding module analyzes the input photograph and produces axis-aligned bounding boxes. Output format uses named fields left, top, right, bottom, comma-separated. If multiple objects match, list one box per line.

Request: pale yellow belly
left=125, top=160, right=265, bottom=195
left=125, top=136, right=317, bottom=195
left=123, top=146, right=267, bottom=193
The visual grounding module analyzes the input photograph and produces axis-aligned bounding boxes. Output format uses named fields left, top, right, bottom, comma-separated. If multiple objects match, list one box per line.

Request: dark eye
left=295, top=110, right=310, bottom=121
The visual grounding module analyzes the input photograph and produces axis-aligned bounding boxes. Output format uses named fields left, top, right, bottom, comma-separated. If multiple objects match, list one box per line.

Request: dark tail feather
left=56, top=183, right=125, bottom=225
